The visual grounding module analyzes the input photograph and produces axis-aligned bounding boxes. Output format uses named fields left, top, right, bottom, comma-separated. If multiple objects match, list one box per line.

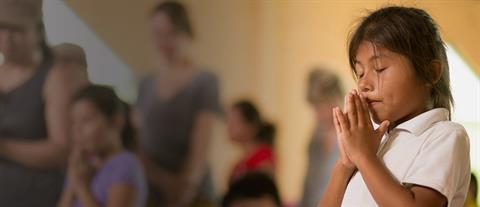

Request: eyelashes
left=356, top=67, right=388, bottom=79
left=375, top=67, right=387, bottom=73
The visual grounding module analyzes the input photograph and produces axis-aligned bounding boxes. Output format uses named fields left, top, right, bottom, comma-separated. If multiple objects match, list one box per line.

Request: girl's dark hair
left=348, top=6, right=453, bottom=118
left=233, top=100, right=276, bottom=146
left=257, top=122, right=276, bottom=146
left=72, top=85, right=135, bottom=150
left=120, top=101, right=137, bottom=151
left=152, top=1, right=194, bottom=38
left=222, top=172, right=281, bottom=207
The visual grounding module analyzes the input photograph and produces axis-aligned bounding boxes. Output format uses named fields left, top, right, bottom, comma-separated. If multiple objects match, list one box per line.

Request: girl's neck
left=242, top=139, right=264, bottom=155
left=390, top=105, right=431, bottom=130
left=91, top=143, right=123, bottom=167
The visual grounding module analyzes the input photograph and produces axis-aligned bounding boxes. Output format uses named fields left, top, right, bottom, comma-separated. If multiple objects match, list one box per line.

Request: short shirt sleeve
left=402, top=124, right=470, bottom=205
left=106, top=153, right=143, bottom=187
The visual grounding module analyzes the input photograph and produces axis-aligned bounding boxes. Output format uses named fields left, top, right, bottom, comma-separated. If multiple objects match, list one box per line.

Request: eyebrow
left=353, top=54, right=387, bottom=66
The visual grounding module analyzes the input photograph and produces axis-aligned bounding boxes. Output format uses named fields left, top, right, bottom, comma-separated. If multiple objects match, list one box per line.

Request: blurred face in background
left=227, top=107, right=257, bottom=145
left=311, top=98, right=338, bottom=128
left=71, top=99, right=118, bottom=154
left=0, top=23, right=41, bottom=64
left=150, top=12, right=189, bottom=61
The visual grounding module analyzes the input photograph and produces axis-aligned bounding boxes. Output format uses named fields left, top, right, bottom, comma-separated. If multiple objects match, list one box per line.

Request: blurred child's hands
left=68, top=146, right=96, bottom=192
left=334, top=90, right=389, bottom=166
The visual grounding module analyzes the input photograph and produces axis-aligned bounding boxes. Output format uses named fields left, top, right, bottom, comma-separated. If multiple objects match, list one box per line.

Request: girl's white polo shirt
left=341, top=108, right=471, bottom=207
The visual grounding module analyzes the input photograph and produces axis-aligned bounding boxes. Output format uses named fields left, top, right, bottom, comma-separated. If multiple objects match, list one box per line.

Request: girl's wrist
left=335, top=160, right=356, bottom=175
left=74, top=181, right=90, bottom=194
left=355, top=153, right=379, bottom=171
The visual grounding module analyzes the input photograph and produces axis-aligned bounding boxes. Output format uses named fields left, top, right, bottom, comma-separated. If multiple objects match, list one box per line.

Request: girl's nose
left=358, top=76, right=374, bottom=93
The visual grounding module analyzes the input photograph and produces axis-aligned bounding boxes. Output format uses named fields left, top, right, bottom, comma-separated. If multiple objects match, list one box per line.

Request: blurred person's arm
left=176, top=111, right=215, bottom=205
left=0, top=65, right=87, bottom=169
left=138, top=111, right=216, bottom=206
left=105, top=184, right=138, bottom=207
left=73, top=184, right=137, bottom=207
left=57, top=185, right=76, bottom=207
left=132, top=109, right=183, bottom=193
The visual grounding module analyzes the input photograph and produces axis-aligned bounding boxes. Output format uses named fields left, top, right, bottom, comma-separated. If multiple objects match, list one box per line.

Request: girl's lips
left=367, top=99, right=382, bottom=107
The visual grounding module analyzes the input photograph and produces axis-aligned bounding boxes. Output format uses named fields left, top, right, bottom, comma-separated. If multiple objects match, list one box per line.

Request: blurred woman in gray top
left=134, top=1, right=222, bottom=207
left=0, top=0, right=88, bottom=206
left=300, top=68, right=344, bottom=207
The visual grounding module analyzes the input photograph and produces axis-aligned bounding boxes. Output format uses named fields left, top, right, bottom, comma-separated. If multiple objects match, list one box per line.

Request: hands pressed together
left=67, top=146, right=96, bottom=193
left=333, top=90, right=390, bottom=170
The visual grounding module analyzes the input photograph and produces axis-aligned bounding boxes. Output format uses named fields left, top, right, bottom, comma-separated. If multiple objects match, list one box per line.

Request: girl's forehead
left=355, top=42, right=399, bottom=65
left=73, top=100, right=98, bottom=114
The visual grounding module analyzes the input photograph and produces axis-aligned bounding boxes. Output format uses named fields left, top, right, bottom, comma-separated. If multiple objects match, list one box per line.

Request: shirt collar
left=393, top=108, right=449, bottom=136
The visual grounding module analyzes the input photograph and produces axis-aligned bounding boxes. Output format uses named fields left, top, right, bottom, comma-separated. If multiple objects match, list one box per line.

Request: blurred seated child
left=57, top=85, right=147, bottom=207
left=227, top=100, right=276, bottom=182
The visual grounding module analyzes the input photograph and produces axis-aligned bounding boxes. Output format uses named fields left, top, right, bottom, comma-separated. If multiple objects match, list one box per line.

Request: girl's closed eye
left=355, top=67, right=364, bottom=79
left=357, top=72, right=364, bottom=79
left=375, top=67, right=388, bottom=73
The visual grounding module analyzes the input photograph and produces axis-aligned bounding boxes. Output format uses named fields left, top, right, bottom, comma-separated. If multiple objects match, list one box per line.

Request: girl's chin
left=370, top=110, right=389, bottom=125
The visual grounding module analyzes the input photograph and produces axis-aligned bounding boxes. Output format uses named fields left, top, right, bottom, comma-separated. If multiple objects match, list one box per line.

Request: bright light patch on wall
left=446, top=44, right=480, bottom=178
left=42, top=0, right=137, bottom=102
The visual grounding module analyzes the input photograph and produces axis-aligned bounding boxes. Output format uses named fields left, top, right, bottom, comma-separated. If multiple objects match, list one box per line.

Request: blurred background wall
left=45, top=0, right=479, bottom=204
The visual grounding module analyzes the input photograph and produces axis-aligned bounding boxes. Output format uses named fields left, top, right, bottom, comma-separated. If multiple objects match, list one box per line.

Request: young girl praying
left=58, top=85, right=147, bottom=207
left=319, top=6, right=470, bottom=207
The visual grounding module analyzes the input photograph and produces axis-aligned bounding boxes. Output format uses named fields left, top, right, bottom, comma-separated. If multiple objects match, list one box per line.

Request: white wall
left=43, top=0, right=137, bottom=102
left=448, top=45, right=480, bottom=176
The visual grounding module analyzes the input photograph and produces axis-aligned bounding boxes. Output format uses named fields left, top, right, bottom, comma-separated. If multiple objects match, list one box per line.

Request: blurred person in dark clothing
left=0, top=0, right=88, bottom=206
left=134, top=1, right=222, bottom=206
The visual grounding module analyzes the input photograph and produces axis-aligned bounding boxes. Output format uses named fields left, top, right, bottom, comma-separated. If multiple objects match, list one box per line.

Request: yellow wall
left=65, top=0, right=480, bottom=203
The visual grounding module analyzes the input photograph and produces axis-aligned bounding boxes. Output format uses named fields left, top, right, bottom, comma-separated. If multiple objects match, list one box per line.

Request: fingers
left=375, top=120, right=390, bottom=137
left=346, top=91, right=358, bottom=127
left=359, top=93, right=374, bottom=128
left=353, top=90, right=366, bottom=127
left=332, top=108, right=341, bottom=134
left=335, top=107, right=349, bottom=133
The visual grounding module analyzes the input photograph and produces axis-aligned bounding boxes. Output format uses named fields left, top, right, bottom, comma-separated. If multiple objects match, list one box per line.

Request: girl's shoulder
left=104, top=151, right=143, bottom=170
left=427, top=120, right=469, bottom=143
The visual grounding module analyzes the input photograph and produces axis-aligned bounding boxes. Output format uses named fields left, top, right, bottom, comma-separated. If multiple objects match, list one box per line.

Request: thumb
left=375, top=120, right=390, bottom=137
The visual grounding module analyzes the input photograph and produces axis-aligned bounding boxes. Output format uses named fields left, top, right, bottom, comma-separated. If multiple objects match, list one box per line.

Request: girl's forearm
left=318, top=161, right=355, bottom=207
left=57, top=186, right=76, bottom=207
left=356, top=155, right=415, bottom=207
left=76, top=185, right=102, bottom=207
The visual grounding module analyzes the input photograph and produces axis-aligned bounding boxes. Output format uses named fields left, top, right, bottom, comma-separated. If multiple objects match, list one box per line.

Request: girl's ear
left=428, top=60, right=443, bottom=85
